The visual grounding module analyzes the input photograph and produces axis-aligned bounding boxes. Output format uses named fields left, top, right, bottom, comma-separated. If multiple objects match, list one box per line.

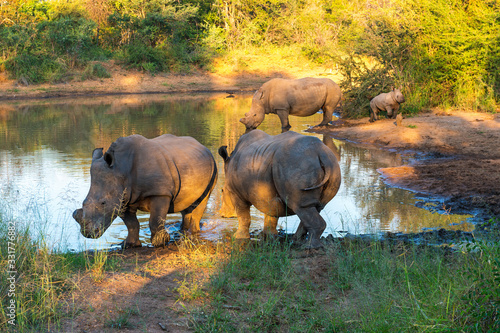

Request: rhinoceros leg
left=263, top=215, right=278, bottom=236
left=149, top=196, right=171, bottom=247
left=294, top=207, right=326, bottom=248
left=369, top=104, right=378, bottom=122
left=391, top=105, right=400, bottom=119
left=318, top=105, right=335, bottom=126
left=233, top=204, right=251, bottom=239
left=122, top=209, right=142, bottom=248
left=276, top=109, right=292, bottom=132
left=386, top=106, right=394, bottom=119
left=292, top=221, right=307, bottom=241
left=181, top=191, right=211, bottom=234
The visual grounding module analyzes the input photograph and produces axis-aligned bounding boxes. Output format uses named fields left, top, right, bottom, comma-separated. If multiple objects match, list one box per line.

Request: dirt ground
left=2, top=65, right=500, bottom=332
left=319, top=110, right=500, bottom=217
left=0, top=60, right=293, bottom=100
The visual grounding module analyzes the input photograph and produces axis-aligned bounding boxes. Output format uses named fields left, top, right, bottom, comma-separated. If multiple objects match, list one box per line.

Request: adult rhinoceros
left=240, top=77, right=342, bottom=133
left=73, top=134, right=217, bottom=248
left=218, top=130, right=341, bottom=248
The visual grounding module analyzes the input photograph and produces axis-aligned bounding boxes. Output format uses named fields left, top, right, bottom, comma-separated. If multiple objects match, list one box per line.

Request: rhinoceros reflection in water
left=73, top=134, right=217, bottom=248
left=219, top=129, right=341, bottom=248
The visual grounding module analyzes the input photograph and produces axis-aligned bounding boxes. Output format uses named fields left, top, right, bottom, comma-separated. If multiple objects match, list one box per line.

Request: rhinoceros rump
left=73, top=134, right=217, bottom=248
left=369, top=87, right=405, bottom=122
left=218, top=130, right=341, bottom=248
left=240, top=77, right=342, bottom=132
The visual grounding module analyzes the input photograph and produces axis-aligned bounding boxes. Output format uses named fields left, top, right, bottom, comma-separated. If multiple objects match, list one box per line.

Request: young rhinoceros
left=218, top=129, right=341, bottom=248
left=369, top=87, right=405, bottom=122
left=73, top=134, right=217, bottom=248
left=240, top=77, right=342, bottom=133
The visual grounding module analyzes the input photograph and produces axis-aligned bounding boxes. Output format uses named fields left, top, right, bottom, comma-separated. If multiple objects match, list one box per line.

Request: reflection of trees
left=0, top=94, right=253, bottom=159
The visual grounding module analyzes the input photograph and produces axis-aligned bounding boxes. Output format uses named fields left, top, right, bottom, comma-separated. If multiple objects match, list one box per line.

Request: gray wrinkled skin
left=240, top=77, right=342, bottom=133
left=73, top=134, right=217, bottom=248
left=218, top=130, right=341, bottom=248
left=369, top=87, right=405, bottom=122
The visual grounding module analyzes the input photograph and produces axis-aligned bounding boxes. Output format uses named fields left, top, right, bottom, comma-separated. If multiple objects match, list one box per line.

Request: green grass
left=1, top=207, right=499, bottom=331
left=0, top=211, right=119, bottom=330
left=193, top=233, right=500, bottom=332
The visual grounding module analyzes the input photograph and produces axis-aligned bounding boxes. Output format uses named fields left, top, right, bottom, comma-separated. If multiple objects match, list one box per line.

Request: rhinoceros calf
left=240, top=77, right=342, bottom=133
left=218, top=130, right=341, bottom=248
left=73, top=134, right=217, bottom=248
left=369, top=87, right=405, bottom=122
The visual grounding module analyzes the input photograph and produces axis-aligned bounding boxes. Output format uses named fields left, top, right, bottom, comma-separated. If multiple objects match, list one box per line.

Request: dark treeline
left=1, top=0, right=499, bottom=115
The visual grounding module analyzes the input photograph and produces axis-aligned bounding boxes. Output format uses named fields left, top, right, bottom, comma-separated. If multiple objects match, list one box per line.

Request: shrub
left=336, top=0, right=500, bottom=117
left=4, top=53, right=66, bottom=84
left=81, top=62, right=111, bottom=80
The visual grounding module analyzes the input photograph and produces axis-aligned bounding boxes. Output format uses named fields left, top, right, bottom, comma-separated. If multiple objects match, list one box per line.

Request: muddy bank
left=318, top=110, right=500, bottom=220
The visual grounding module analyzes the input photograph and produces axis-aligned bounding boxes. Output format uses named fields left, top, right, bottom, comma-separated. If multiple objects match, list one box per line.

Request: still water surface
left=0, top=93, right=474, bottom=251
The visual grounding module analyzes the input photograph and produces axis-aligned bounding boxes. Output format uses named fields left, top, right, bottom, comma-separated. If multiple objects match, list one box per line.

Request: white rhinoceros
left=73, top=134, right=217, bottom=248
left=218, top=129, right=341, bottom=248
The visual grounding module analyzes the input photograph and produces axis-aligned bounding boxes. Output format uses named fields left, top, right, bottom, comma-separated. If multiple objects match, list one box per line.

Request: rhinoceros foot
left=304, top=237, right=324, bottom=249
left=151, top=229, right=170, bottom=247
left=120, top=239, right=142, bottom=249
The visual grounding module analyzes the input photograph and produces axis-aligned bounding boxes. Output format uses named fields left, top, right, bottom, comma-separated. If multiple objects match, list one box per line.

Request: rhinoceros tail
left=301, top=157, right=330, bottom=191
left=182, top=159, right=218, bottom=214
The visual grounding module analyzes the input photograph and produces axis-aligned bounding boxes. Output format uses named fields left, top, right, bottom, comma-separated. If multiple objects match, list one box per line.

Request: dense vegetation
left=1, top=0, right=500, bottom=114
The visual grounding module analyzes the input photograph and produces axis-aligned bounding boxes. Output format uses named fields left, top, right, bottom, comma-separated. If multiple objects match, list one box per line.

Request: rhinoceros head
left=239, top=89, right=266, bottom=130
left=392, top=87, right=405, bottom=104
left=217, top=146, right=237, bottom=218
left=73, top=147, right=127, bottom=239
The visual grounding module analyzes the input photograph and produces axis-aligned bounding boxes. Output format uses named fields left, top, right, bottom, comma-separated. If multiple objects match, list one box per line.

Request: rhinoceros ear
left=103, top=150, right=115, bottom=168
left=92, top=148, right=103, bottom=161
left=254, top=88, right=264, bottom=100
left=218, top=146, right=229, bottom=162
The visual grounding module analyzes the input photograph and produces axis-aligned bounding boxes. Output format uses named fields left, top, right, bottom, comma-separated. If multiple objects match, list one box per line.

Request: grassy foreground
left=1, top=214, right=499, bottom=332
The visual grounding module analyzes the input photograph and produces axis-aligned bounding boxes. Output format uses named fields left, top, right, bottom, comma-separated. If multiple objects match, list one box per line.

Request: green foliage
left=336, top=0, right=500, bottom=117
left=119, top=43, right=170, bottom=73
left=4, top=52, right=66, bottom=84
left=2, top=16, right=105, bottom=83
left=81, top=62, right=112, bottom=80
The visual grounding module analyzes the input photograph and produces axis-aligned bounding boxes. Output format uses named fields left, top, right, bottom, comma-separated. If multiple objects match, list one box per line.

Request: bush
left=4, top=53, right=66, bottom=84
left=81, top=62, right=111, bottom=80
left=1, top=17, right=106, bottom=83
left=336, top=0, right=500, bottom=117
left=120, top=43, right=170, bottom=73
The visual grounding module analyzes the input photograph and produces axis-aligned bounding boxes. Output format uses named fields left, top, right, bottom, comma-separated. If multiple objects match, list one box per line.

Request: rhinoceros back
left=227, top=130, right=340, bottom=216
left=113, top=134, right=216, bottom=212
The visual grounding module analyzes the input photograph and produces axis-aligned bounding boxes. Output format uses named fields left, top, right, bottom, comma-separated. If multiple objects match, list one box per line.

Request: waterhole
left=0, top=93, right=475, bottom=251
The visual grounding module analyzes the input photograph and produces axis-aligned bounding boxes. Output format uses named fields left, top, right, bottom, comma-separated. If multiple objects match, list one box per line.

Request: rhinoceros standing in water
left=218, top=130, right=341, bottom=248
left=369, top=87, right=405, bottom=122
left=240, top=77, right=342, bottom=133
left=73, top=134, right=217, bottom=248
